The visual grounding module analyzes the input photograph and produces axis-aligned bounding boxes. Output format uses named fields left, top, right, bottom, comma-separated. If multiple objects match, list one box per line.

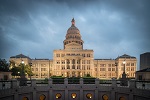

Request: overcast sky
left=0, top=0, right=150, bottom=70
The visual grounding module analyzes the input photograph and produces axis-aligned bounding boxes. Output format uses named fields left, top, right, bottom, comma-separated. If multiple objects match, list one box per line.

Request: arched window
left=86, top=93, right=92, bottom=99
left=22, top=97, right=29, bottom=100
left=119, top=97, right=126, bottom=100
left=71, top=93, right=77, bottom=99
left=39, top=94, right=46, bottom=100
left=72, top=59, right=75, bottom=64
left=56, top=93, right=61, bottom=99
left=102, top=94, right=108, bottom=100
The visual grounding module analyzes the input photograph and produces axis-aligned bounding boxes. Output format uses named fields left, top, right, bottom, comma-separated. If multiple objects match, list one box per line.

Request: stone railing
left=0, top=78, right=150, bottom=100
left=0, top=78, right=150, bottom=90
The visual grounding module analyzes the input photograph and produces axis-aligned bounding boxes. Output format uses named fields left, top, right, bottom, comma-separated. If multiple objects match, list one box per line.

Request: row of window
left=56, top=65, right=91, bottom=70
left=56, top=60, right=91, bottom=64
left=56, top=53, right=92, bottom=57
left=22, top=94, right=126, bottom=100
left=95, top=64, right=115, bottom=67
left=100, top=68, right=116, bottom=71
left=32, top=68, right=47, bottom=71
left=121, top=63, right=135, bottom=66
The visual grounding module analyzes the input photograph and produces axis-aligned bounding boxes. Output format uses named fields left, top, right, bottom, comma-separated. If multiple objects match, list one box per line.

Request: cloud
left=0, top=0, right=150, bottom=70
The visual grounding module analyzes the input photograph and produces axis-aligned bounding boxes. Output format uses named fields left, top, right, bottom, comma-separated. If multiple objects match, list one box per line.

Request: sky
left=0, top=0, right=150, bottom=70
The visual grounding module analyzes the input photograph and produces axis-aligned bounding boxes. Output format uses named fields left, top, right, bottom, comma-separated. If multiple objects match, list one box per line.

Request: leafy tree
left=11, top=66, right=21, bottom=76
left=10, top=62, right=33, bottom=77
left=0, top=59, right=9, bottom=72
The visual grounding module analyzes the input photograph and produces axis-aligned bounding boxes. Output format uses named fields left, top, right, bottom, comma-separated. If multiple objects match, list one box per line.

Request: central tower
left=63, top=18, right=84, bottom=50
left=53, top=18, right=94, bottom=77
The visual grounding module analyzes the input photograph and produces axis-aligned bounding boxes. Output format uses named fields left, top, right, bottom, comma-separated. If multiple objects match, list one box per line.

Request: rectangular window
left=112, top=68, right=115, bottom=71
left=100, top=64, right=106, bottom=67
left=131, top=63, right=134, bottom=66
left=108, top=64, right=111, bottom=67
left=126, top=63, right=130, bottom=66
left=108, top=68, right=111, bottom=71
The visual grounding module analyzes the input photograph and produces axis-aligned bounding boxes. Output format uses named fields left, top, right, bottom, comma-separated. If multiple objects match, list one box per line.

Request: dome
left=66, top=18, right=81, bottom=39
left=63, top=18, right=84, bottom=50
left=67, top=25, right=80, bottom=34
left=66, top=18, right=80, bottom=35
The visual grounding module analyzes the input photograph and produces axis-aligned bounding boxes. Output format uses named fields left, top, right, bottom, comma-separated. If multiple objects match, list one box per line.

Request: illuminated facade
left=10, top=18, right=137, bottom=79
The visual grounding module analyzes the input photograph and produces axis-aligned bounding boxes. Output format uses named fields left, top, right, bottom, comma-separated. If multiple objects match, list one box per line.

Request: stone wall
left=0, top=79, right=150, bottom=100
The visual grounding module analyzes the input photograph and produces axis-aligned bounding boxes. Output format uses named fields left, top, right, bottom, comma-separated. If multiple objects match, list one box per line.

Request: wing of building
left=9, top=18, right=137, bottom=79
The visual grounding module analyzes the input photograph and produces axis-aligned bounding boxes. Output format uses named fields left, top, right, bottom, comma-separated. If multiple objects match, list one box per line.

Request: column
left=80, top=78, right=83, bottom=100
left=65, top=60, right=67, bottom=69
left=80, top=59, right=82, bottom=77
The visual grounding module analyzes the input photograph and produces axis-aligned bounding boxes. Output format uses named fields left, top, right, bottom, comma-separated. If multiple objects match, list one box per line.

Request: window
left=22, top=97, right=29, bottom=100
left=77, top=60, right=80, bottom=64
left=86, top=93, right=92, bottom=99
left=82, top=60, right=85, bottom=64
left=71, top=93, right=77, bottom=99
left=87, top=65, right=90, bottom=70
left=56, top=93, right=61, bottom=99
left=112, top=64, right=115, bottom=67
left=100, top=68, right=106, bottom=71
left=131, top=67, right=134, bottom=71
left=67, top=65, right=70, bottom=69
left=56, top=54, right=60, bottom=57
left=39, top=94, right=46, bottom=100
left=126, top=63, right=130, bottom=66
left=100, top=64, right=106, bottom=67
left=87, top=60, right=90, bottom=64
left=131, top=63, right=134, bottom=66
left=102, top=94, right=108, bottom=100
left=41, top=68, right=46, bottom=71
left=112, top=68, right=115, bottom=71
left=72, top=59, right=75, bottom=64
left=82, top=54, right=85, bottom=57
left=61, top=60, right=65, bottom=64
left=108, top=68, right=111, bottom=71
left=61, top=54, right=65, bottom=57
left=108, top=64, right=111, bottom=67
left=56, top=60, right=60, bottom=64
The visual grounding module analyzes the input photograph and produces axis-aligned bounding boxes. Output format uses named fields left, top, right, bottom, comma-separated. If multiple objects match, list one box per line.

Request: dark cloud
left=0, top=0, right=150, bottom=70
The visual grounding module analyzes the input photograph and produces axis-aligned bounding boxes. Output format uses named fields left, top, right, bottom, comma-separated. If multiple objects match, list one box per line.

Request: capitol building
left=10, top=18, right=137, bottom=79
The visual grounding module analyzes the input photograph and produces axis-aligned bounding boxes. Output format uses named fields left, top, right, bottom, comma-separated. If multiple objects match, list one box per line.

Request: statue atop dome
left=71, top=18, right=75, bottom=26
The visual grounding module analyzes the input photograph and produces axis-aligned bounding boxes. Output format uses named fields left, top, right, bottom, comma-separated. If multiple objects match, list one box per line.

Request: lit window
left=39, top=94, right=46, bottom=100
left=86, top=93, right=92, bottom=99
left=71, top=93, right=77, bottom=99
left=119, top=97, right=126, bottom=100
left=22, top=97, right=29, bottom=100
left=102, top=94, right=108, bottom=100
left=56, top=93, right=61, bottom=99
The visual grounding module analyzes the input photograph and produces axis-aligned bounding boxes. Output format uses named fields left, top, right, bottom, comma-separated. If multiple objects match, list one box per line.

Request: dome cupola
left=63, top=18, right=84, bottom=50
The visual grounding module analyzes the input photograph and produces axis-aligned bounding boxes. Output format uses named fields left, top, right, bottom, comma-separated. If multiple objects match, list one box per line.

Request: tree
left=0, top=59, right=9, bottom=72
left=10, top=62, right=33, bottom=77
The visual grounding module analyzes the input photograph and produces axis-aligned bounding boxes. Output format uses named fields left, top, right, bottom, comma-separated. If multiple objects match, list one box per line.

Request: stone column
left=11, top=79, right=18, bottom=89
left=65, top=60, right=67, bottom=69
left=31, top=79, right=36, bottom=86
left=48, top=78, right=53, bottom=85
left=64, top=78, right=68, bottom=85
left=80, top=59, right=82, bottom=77
left=80, top=78, right=83, bottom=100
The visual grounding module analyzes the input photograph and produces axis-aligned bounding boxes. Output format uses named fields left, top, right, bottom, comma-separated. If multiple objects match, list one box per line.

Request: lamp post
left=122, top=60, right=127, bottom=79
left=120, top=60, right=128, bottom=86
left=20, top=60, right=27, bottom=86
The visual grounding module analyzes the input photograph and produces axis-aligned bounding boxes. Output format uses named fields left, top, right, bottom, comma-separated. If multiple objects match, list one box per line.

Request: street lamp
left=123, top=60, right=126, bottom=75
left=120, top=60, right=128, bottom=86
left=19, top=60, right=27, bottom=86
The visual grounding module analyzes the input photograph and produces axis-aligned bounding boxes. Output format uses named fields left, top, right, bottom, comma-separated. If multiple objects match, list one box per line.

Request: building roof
left=136, top=68, right=150, bottom=72
left=116, top=54, right=136, bottom=59
left=94, top=59, right=115, bottom=60
left=10, top=54, right=30, bottom=59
